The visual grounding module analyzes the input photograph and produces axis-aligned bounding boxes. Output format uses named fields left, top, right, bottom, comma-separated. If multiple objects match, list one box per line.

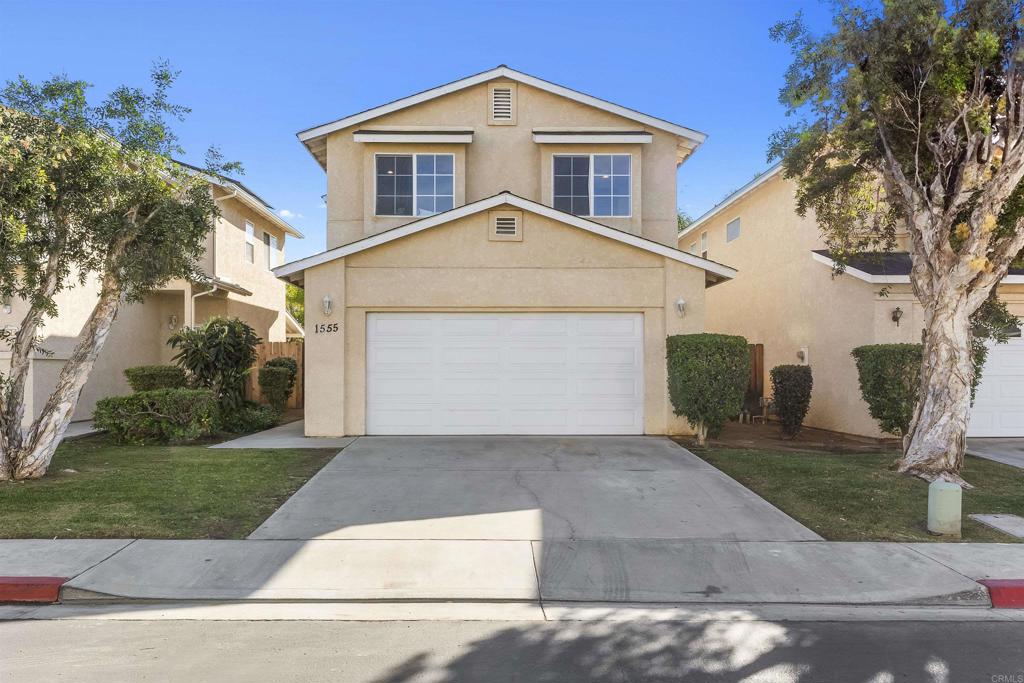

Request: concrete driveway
left=968, top=438, right=1024, bottom=469
left=249, top=436, right=820, bottom=542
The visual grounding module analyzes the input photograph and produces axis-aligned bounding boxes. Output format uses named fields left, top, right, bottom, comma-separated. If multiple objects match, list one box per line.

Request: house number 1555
left=314, top=323, right=340, bottom=334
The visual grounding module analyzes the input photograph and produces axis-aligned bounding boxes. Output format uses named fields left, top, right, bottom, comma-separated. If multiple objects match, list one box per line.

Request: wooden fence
left=246, top=340, right=304, bottom=409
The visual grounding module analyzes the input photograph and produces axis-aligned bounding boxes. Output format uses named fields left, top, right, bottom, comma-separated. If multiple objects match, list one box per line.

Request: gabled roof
left=176, top=160, right=304, bottom=238
left=273, top=192, right=737, bottom=282
left=297, top=66, right=707, bottom=169
left=811, top=250, right=1024, bottom=284
left=679, top=164, right=783, bottom=240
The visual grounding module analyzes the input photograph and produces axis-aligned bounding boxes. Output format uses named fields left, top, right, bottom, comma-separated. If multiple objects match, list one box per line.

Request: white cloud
left=278, top=209, right=303, bottom=219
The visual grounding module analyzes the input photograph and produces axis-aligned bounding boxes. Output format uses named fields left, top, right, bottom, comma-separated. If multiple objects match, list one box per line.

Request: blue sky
left=1, top=0, right=831, bottom=260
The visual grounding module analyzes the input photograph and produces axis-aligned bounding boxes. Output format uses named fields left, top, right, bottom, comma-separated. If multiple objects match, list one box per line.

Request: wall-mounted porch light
left=675, top=298, right=686, bottom=317
left=2, top=298, right=11, bottom=315
left=892, top=307, right=904, bottom=327
left=168, top=314, right=179, bottom=330
left=322, top=295, right=334, bottom=317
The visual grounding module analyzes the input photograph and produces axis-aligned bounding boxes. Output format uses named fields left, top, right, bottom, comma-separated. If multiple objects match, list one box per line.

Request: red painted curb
left=980, top=580, right=1024, bottom=609
left=0, top=577, right=67, bottom=603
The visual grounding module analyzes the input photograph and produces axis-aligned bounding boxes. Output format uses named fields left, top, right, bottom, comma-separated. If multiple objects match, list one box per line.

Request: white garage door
left=969, top=334, right=1024, bottom=437
left=366, top=313, right=645, bottom=435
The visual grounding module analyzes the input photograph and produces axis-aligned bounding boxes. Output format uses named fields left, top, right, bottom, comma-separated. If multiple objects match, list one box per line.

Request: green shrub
left=770, top=365, right=813, bottom=437
left=851, top=344, right=922, bottom=436
left=265, top=356, right=298, bottom=393
left=94, top=388, right=218, bottom=444
left=123, top=365, right=187, bottom=392
left=667, top=333, right=750, bottom=446
left=220, top=402, right=279, bottom=434
left=169, top=316, right=260, bottom=413
left=258, top=366, right=293, bottom=413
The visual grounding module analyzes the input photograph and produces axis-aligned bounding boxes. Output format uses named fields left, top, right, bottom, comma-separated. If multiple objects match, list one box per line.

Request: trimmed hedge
left=667, top=333, right=750, bottom=445
left=94, top=388, right=218, bottom=444
left=220, top=402, right=279, bottom=434
left=123, top=365, right=187, bottom=392
left=258, top=366, right=294, bottom=413
left=770, top=365, right=813, bottom=437
left=851, top=344, right=922, bottom=436
left=265, top=357, right=298, bottom=390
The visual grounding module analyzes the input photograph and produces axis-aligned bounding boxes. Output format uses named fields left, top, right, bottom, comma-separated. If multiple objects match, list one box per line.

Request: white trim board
left=353, top=131, right=474, bottom=144
left=679, top=164, right=783, bottom=240
left=810, top=251, right=1024, bottom=284
left=274, top=192, right=737, bottom=281
left=297, top=66, right=705, bottom=147
left=533, top=132, right=653, bottom=144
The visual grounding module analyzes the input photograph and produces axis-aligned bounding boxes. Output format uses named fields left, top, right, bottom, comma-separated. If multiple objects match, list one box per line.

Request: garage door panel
left=367, top=312, right=644, bottom=435
left=969, top=336, right=1024, bottom=437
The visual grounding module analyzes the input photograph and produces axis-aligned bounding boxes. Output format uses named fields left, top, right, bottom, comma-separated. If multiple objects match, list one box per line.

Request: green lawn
left=694, top=446, right=1024, bottom=542
left=0, top=436, right=336, bottom=539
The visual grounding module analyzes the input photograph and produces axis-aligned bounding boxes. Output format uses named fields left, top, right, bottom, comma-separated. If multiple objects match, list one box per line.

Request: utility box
left=927, top=480, right=962, bottom=537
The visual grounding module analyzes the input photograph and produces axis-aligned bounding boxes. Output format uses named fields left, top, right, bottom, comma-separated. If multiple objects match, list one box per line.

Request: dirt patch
left=673, top=421, right=899, bottom=454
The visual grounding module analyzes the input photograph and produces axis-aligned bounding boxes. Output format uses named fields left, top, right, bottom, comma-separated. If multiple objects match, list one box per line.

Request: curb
left=979, top=580, right=1024, bottom=609
left=0, top=577, right=67, bottom=603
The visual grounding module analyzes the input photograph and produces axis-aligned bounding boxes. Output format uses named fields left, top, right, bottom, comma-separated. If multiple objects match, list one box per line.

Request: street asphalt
left=3, top=617, right=1023, bottom=682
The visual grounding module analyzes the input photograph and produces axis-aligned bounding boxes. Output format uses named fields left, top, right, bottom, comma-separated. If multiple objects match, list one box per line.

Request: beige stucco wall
left=687, top=173, right=1024, bottom=437
left=324, top=80, right=681, bottom=250
left=302, top=205, right=706, bottom=437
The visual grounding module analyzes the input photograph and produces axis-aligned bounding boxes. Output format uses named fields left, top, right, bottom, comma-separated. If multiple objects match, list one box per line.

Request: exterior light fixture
left=892, top=307, right=904, bottom=327
left=322, top=295, right=334, bottom=317
left=675, top=298, right=686, bottom=316
left=168, top=314, right=178, bottom=330
left=1, top=299, right=10, bottom=315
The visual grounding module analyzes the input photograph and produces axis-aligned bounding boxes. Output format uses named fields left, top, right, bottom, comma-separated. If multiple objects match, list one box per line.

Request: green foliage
left=676, top=211, right=694, bottom=233
left=770, top=365, right=814, bottom=437
left=123, top=365, right=187, bottom=392
left=258, top=366, right=293, bottom=414
left=220, top=402, right=279, bottom=434
left=169, top=316, right=260, bottom=413
left=667, top=333, right=750, bottom=442
left=285, top=283, right=304, bottom=326
left=93, top=388, right=218, bottom=445
left=851, top=344, right=923, bottom=437
left=265, top=356, right=298, bottom=388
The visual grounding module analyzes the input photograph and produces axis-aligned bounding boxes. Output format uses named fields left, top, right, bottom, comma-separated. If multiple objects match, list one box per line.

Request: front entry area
left=365, top=312, right=645, bottom=435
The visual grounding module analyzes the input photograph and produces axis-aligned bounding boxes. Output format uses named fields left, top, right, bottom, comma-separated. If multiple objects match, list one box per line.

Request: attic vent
left=495, top=216, right=518, bottom=235
left=489, top=210, right=523, bottom=241
left=488, top=83, right=517, bottom=125
left=492, top=89, right=512, bottom=120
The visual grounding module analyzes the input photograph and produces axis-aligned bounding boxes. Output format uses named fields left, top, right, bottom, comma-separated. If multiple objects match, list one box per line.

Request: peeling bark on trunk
left=8, top=285, right=122, bottom=480
left=900, top=300, right=974, bottom=484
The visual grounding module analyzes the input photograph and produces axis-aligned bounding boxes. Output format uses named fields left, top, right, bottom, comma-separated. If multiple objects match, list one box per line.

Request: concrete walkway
left=209, top=420, right=356, bottom=450
left=968, top=438, right=1024, bottom=469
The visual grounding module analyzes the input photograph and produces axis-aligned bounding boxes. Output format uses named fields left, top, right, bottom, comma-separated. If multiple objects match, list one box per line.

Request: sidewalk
left=2, top=538, right=1020, bottom=608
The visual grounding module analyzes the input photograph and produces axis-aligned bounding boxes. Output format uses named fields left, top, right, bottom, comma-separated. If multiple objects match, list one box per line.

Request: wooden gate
left=247, top=340, right=304, bottom=409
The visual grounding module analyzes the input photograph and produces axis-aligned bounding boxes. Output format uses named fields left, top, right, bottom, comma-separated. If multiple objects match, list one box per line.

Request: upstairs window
left=726, top=217, right=741, bottom=242
left=700, top=231, right=708, bottom=259
left=264, top=232, right=279, bottom=269
left=375, top=154, right=454, bottom=217
left=244, top=221, right=256, bottom=263
left=553, top=154, right=631, bottom=217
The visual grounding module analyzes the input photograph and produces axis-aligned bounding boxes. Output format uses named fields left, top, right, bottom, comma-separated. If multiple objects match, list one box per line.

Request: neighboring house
left=276, top=65, right=735, bottom=437
left=0, top=169, right=304, bottom=424
left=679, top=164, right=1024, bottom=438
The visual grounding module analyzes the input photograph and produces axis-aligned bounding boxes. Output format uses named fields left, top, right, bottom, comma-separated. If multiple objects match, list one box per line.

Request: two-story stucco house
left=276, top=66, right=735, bottom=437
left=679, top=164, right=1024, bottom=438
left=0, top=168, right=303, bottom=424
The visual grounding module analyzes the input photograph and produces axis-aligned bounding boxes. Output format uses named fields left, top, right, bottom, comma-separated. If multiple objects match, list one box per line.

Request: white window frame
left=244, top=221, right=256, bottom=264
left=551, top=153, right=632, bottom=218
left=264, top=232, right=279, bottom=269
left=688, top=241, right=698, bottom=255
left=700, top=231, right=708, bottom=259
left=373, top=153, right=455, bottom=218
left=726, top=217, right=741, bottom=243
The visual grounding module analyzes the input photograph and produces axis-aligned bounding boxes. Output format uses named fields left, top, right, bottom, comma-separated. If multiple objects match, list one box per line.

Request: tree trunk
left=899, top=298, right=974, bottom=484
left=694, top=422, right=708, bottom=447
left=9, top=286, right=122, bottom=480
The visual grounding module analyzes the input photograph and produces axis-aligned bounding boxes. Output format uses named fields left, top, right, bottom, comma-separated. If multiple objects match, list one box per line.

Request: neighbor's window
left=245, top=221, right=256, bottom=263
left=553, top=154, right=631, bottom=217
left=689, top=241, right=698, bottom=255
left=264, top=232, right=279, bottom=269
left=700, top=231, right=708, bottom=259
left=726, top=217, right=741, bottom=243
left=376, top=154, right=454, bottom=217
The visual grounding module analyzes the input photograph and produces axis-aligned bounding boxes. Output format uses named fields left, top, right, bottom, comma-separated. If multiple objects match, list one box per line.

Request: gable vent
left=489, top=210, right=523, bottom=241
left=495, top=216, right=518, bottom=235
left=491, top=88, right=513, bottom=120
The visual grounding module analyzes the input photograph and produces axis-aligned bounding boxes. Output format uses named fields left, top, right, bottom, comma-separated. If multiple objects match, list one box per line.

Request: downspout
left=190, top=284, right=218, bottom=329
left=211, top=187, right=238, bottom=286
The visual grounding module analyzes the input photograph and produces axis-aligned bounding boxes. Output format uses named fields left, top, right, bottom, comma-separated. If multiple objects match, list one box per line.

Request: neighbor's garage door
left=969, top=334, right=1024, bottom=437
left=366, top=313, right=644, bottom=435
